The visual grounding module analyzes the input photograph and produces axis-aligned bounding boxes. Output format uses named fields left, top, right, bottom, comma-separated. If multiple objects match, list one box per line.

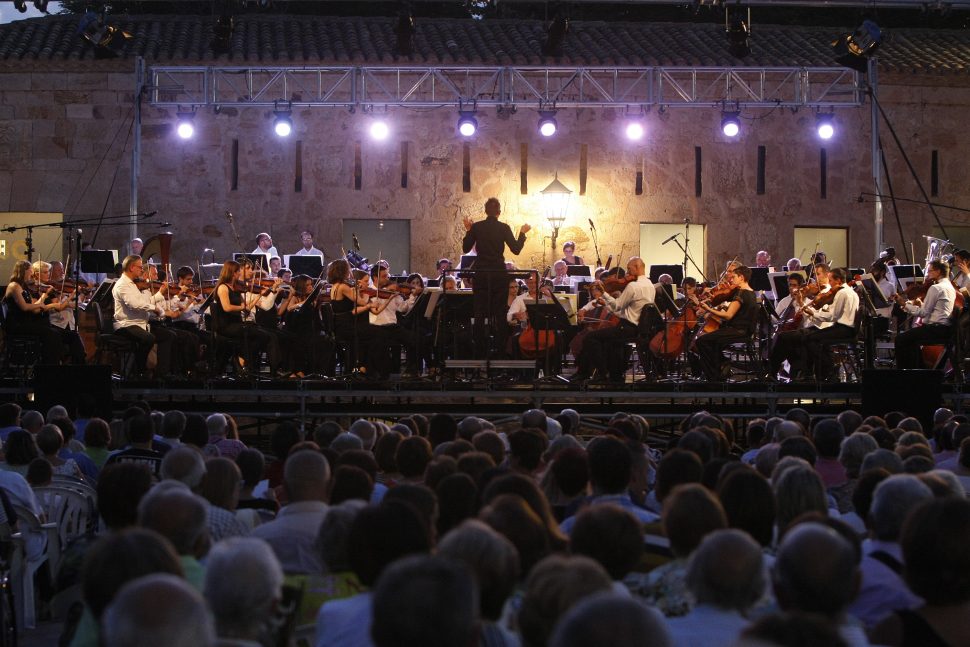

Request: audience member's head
left=812, top=419, right=845, bottom=459
left=348, top=419, right=377, bottom=451
left=3, top=430, right=39, bottom=466
left=347, top=501, right=432, bottom=587
left=472, top=431, right=507, bottom=466
left=772, top=522, right=859, bottom=620
left=549, top=592, right=671, bottom=647
left=860, top=447, right=903, bottom=475
left=98, top=463, right=154, bottom=531
left=137, top=486, right=209, bottom=558
left=570, top=504, right=643, bottom=581
left=778, top=436, right=817, bottom=466
left=508, top=428, right=547, bottom=474
left=686, top=529, right=766, bottom=612
left=438, top=519, right=519, bottom=622
left=773, top=463, right=827, bottom=535
left=200, top=457, right=242, bottom=511
left=205, top=537, right=284, bottom=643
left=662, top=484, right=727, bottom=559
left=329, top=465, right=374, bottom=505
left=480, top=494, right=551, bottom=578
left=902, top=497, right=970, bottom=608
left=19, top=409, right=44, bottom=434
left=161, top=410, right=186, bottom=441
left=869, top=474, right=934, bottom=542
left=851, top=468, right=890, bottom=528
left=283, top=449, right=330, bottom=503
left=428, top=413, right=458, bottom=448
left=839, top=431, right=879, bottom=478
left=586, top=436, right=633, bottom=496
left=436, top=472, right=479, bottom=538
left=396, top=435, right=433, bottom=480
left=316, top=499, right=367, bottom=573
left=717, top=468, right=775, bottom=548
left=518, top=554, right=613, bottom=647
left=836, top=410, right=863, bottom=435
left=371, top=555, right=478, bottom=647
left=160, top=446, right=206, bottom=491
left=655, top=449, right=703, bottom=505
left=103, top=574, right=214, bottom=647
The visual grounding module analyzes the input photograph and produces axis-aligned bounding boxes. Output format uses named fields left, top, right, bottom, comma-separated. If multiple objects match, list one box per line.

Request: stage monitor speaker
left=861, top=369, right=942, bottom=431
left=33, top=364, right=113, bottom=421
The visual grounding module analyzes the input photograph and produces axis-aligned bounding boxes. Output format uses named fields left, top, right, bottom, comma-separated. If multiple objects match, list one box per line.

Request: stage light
left=625, top=120, right=645, bottom=141
left=721, top=112, right=741, bottom=137
left=176, top=112, right=195, bottom=140
left=816, top=114, right=835, bottom=140
left=538, top=110, right=558, bottom=137
left=457, top=111, right=478, bottom=137
left=78, top=10, right=133, bottom=59
left=832, top=20, right=882, bottom=73
left=370, top=120, right=390, bottom=141
left=273, top=104, right=293, bottom=137
left=726, top=6, right=751, bottom=58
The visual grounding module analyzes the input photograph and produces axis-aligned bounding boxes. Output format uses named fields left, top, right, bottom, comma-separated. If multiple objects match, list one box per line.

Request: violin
left=361, top=284, right=412, bottom=299
left=601, top=274, right=635, bottom=295
left=800, top=284, right=844, bottom=313
left=902, top=278, right=935, bottom=302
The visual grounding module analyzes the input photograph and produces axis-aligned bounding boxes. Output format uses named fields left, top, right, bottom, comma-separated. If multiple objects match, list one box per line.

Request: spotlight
left=13, top=1, right=27, bottom=12
left=542, top=12, right=569, bottom=57
left=370, top=120, right=390, bottom=141
left=538, top=110, right=558, bottom=137
left=816, top=114, right=835, bottom=140
left=625, top=120, right=645, bottom=141
left=273, top=102, right=293, bottom=137
left=721, top=112, right=741, bottom=137
left=832, top=20, right=882, bottom=73
left=78, top=10, right=133, bottom=59
left=725, top=6, right=751, bottom=58
left=457, top=111, right=478, bottom=137
left=176, top=111, right=195, bottom=140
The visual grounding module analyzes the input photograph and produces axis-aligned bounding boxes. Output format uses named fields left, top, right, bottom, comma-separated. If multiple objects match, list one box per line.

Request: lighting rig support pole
left=869, top=56, right=884, bottom=262
left=130, top=56, right=145, bottom=244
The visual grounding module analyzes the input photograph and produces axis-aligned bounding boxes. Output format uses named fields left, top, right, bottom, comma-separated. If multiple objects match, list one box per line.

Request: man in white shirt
left=252, top=232, right=279, bottom=259
left=774, top=273, right=812, bottom=328
left=894, top=260, right=956, bottom=369
left=571, top=257, right=656, bottom=383
left=803, top=268, right=860, bottom=380
left=367, top=265, right=411, bottom=379
left=769, top=265, right=836, bottom=380
left=869, top=260, right=898, bottom=319
left=111, top=255, right=180, bottom=376
left=294, top=230, right=324, bottom=260
left=551, top=260, right=571, bottom=288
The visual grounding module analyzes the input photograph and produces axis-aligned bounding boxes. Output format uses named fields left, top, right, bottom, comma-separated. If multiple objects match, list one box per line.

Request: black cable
left=869, top=87, right=949, bottom=242
left=93, top=109, right=136, bottom=245
left=878, top=138, right=910, bottom=264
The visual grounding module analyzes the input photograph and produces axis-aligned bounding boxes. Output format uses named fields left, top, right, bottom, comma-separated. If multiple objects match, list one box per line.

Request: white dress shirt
left=252, top=245, right=280, bottom=259
left=806, top=285, right=859, bottom=328
left=602, top=275, right=656, bottom=326
left=369, top=293, right=405, bottom=326
left=506, top=293, right=555, bottom=323
left=904, top=280, right=955, bottom=325
left=774, top=294, right=811, bottom=329
left=111, top=274, right=166, bottom=331
left=294, top=246, right=323, bottom=257
left=165, top=294, right=201, bottom=325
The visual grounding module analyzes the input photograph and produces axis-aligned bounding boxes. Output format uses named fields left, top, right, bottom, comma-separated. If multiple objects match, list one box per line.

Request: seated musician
left=689, top=264, right=757, bottom=381
left=552, top=261, right=571, bottom=288
left=328, top=260, right=375, bottom=374
left=278, top=274, right=334, bottom=377
left=894, top=260, right=956, bottom=369
left=294, top=231, right=324, bottom=259
left=396, top=273, right=433, bottom=376
left=3, top=260, right=83, bottom=365
left=769, top=268, right=858, bottom=380
left=562, top=241, right=583, bottom=266
left=507, top=274, right=564, bottom=373
left=769, top=267, right=829, bottom=379
left=952, top=249, right=970, bottom=291
left=111, top=255, right=180, bottom=377
left=161, top=266, right=205, bottom=374
left=32, top=260, right=86, bottom=363
left=367, top=264, right=414, bottom=380
left=774, top=273, right=811, bottom=329
left=571, top=257, right=655, bottom=383
left=210, top=259, right=279, bottom=375
left=868, top=260, right=897, bottom=319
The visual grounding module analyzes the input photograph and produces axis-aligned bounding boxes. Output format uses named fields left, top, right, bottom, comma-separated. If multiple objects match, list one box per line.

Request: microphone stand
left=589, top=222, right=602, bottom=268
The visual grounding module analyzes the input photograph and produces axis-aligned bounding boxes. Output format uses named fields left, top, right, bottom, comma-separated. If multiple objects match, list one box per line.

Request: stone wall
left=1, top=65, right=969, bottom=277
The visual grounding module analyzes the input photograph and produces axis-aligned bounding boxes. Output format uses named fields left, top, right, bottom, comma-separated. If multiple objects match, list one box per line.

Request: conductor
left=462, top=197, right=531, bottom=358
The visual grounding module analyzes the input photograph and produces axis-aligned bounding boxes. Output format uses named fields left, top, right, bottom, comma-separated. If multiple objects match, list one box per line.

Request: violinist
left=328, top=259, right=375, bottom=374
left=2, top=260, right=81, bottom=365
left=894, top=260, right=955, bottom=370
left=210, top=259, right=280, bottom=375
left=571, top=257, right=655, bottom=383
left=951, top=249, right=970, bottom=291
left=869, top=260, right=897, bottom=319
left=41, top=260, right=81, bottom=337
left=689, top=264, right=757, bottom=381
left=571, top=283, right=617, bottom=359
left=367, top=264, right=412, bottom=380
left=774, top=273, right=811, bottom=329
left=397, top=273, right=433, bottom=376
left=111, top=255, right=180, bottom=377
left=159, top=266, right=205, bottom=374
left=561, top=241, right=583, bottom=266
left=278, top=274, right=334, bottom=377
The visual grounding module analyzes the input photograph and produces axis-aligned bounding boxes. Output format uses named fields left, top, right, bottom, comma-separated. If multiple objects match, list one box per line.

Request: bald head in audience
left=284, top=449, right=331, bottom=502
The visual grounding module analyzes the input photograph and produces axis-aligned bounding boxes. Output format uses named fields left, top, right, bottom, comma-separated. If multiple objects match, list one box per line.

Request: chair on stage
left=630, top=303, right=665, bottom=382
left=92, top=304, right=137, bottom=377
left=815, top=318, right=865, bottom=383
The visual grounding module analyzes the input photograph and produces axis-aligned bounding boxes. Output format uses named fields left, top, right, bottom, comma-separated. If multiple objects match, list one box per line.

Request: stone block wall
left=1, top=65, right=969, bottom=277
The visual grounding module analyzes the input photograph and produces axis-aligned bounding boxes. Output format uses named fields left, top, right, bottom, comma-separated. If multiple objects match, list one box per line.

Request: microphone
left=661, top=233, right=679, bottom=245
left=684, top=217, right=691, bottom=224
left=588, top=218, right=596, bottom=231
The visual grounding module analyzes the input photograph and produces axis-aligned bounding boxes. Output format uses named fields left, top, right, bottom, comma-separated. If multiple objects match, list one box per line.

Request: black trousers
left=577, top=320, right=638, bottom=379
left=804, top=323, right=856, bottom=378
left=693, top=326, right=749, bottom=380
left=219, top=321, right=279, bottom=371
left=116, top=324, right=175, bottom=374
left=770, top=328, right=810, bottom=376
left=471, top=268, right=509, bottom=359
left=895, top=323, right=952, bottom=369
left=8, top=322, right=67, bottom=365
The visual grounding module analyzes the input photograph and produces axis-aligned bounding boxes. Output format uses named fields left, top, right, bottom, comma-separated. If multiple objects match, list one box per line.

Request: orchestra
left=5, top=219, right=968, bottom=385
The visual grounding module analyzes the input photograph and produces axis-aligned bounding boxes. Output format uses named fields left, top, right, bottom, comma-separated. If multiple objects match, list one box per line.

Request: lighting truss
left=147, top=65, right=863, bottom=110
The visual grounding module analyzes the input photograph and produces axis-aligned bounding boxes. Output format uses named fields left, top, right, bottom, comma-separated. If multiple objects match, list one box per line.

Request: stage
left=6, top=367, right=966, bottom=432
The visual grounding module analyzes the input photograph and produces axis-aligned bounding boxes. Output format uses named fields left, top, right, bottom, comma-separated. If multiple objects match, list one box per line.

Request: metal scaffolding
left=147, top=64, right=863, bottom=110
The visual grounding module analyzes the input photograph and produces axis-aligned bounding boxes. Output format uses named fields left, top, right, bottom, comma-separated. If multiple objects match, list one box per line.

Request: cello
left=649, top=285, right=702, bottom=359
left=518, top=271, right=558, bottom=359
left=570, top=284, right=619, bottom=358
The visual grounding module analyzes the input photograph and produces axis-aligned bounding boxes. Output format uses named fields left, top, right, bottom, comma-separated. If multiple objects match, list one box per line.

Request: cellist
left=507, top=274, right=565, bottom=372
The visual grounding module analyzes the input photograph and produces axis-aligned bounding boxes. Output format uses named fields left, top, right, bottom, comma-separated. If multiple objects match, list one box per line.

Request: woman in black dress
left=3, top=260, right=81, bottom=364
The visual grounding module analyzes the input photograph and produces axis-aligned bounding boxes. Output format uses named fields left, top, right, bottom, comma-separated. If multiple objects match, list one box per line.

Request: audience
left=16, top=399, right=969, bottom=647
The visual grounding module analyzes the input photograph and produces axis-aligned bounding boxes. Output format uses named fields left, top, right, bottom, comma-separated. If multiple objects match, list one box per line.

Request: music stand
left=553, top=285, right=571, bottom=294
left=86, top=278, right=116, bottom=309
left=649, top=264, right=684, bottom=286
left=457, top=254, right=477, bottom=280
left=234, top=253, right=270, bottom=273
left=888, top=264, right=924, bottom=289
left=769, top=273, right=791, bottom=301
left=749, top=267, right=772, bottom=293
left=81, top=249, right=117, bottom=274
left=286, top=254, right=324, bottom=277
left=525, top=302, right=572, bottom=381
left=859, top=274, right=891, bottom=310
left=847, top=267, right=866, bottom=278
left=566, top=265, right=592, bottom=278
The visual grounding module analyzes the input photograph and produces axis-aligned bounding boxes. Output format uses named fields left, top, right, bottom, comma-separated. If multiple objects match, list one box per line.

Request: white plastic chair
left=33, top=485, right=97, bottom=558
left=9, top=504, right=60, bottom=630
